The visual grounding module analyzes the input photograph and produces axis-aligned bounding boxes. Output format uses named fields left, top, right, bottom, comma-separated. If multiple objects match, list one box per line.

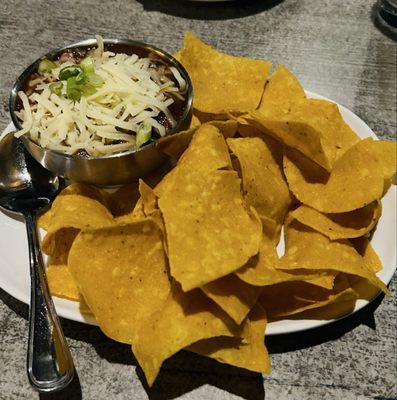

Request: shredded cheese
left=15, top=37, right=186, bottom=156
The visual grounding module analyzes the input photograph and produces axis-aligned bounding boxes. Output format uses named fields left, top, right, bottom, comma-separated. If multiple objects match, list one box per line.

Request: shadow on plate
left=137, top=0, right=284, bottom=21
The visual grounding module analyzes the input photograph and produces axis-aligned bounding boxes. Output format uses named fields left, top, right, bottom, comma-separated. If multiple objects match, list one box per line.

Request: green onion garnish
left=38, top=58, right=57, bottom=74
left=136, top=122, right=152, bottom=147
left=59, top=65, right=83, bottom=81
left=66, top=77, right=82, bottom=101
left=49, top=82, right=63, bottom=96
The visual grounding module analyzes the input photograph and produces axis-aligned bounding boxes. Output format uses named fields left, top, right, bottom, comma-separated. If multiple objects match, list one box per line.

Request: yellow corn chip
left=227, top=137, right=292, bottom=224
left=351, top=237, right=383, bottom=273
left=68, top=219, right=171, bottom=345
left=202, top=274, right=262, bottom=324
left=188, top=303, right=270, bottom=374
left=283, top=139, right=386, bottom=213
left=159, top=168, right=262, bottom=291
left=41, top=194, right=114, bottom=255
left=289, top=201, right=381, bottom=240
left=132, top=283, right=242, bottom=386
left=279, top=219, right=389, bottom=294
left=179, top=32, right=271, bottom=114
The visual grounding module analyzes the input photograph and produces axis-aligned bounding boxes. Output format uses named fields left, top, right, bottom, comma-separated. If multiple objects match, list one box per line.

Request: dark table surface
left=0, top=1, right=396, bottom=399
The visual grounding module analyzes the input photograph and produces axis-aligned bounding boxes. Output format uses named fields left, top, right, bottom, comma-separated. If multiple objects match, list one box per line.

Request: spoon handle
left=24, top=211, right=75, bottom=393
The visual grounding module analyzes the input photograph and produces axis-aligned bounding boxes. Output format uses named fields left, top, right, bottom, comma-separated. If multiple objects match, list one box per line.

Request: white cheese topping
left=15, top=37, right=185, bottom=156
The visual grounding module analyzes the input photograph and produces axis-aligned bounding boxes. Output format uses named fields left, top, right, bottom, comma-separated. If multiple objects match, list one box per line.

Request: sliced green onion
left=86, top=72, right=104, bottom=88
left=79, top=57, right=95, bottom=73
left=59, top=65, right=83, bottom=81
left=49, top=82, right=63, bottom=96
left=66, top=77, right=82, bottom=101
left=80, top=84, right=97, bottom=96
left=38, top=58, right=57, bottom=74
left=75, top=71, right=87, bottom=84
left=136, top=122, right=152, bottom=147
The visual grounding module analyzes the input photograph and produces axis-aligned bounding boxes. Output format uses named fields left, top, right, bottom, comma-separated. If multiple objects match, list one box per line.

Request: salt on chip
left=68, top=219, right=171, bottom=345
left=279, top=219, right=389, bottom=294
left=202, top=274, right=263, bottom=324
left=132, top=283, right=242, bottom=387
left=159, top=169, right=262, bottom=291
left=179, top=32, right=271, bottom=114
left=188, top=303, right=270, bottom=375
left=290, top=201, right=381, bottom=240
left=227, top=137, right=292, bottom=224
left=283, top=138, right=386, bottom=213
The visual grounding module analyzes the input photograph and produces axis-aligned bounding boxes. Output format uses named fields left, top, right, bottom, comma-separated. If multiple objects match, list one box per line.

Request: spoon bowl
left=0, top=131, right=75, bottom=393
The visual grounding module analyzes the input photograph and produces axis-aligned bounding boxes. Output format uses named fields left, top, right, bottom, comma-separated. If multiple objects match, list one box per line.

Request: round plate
left=0, top=91, right=396, bottom=335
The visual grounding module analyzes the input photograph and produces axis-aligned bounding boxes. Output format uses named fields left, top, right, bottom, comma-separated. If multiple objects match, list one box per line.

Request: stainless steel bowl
left=9, top=38, right=193, bottom=186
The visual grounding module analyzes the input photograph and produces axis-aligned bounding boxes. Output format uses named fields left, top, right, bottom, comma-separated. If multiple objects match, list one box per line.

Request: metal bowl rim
left=9, top=37, right=193, bottom=161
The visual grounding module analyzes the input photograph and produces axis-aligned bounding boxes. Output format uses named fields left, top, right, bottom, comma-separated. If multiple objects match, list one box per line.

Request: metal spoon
left=0, top=132, right=74, bottom=392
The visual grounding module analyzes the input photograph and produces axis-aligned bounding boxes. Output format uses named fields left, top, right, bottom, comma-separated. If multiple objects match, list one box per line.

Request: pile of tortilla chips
left=39, top=32, right=396, bottom=387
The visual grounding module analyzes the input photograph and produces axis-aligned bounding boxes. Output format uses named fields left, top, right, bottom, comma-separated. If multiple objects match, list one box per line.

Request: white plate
left=0, top=91, right=396, bottom=335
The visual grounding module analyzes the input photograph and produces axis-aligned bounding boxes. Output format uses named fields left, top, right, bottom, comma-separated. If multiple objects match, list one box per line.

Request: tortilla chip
left=347, top=275, right=382, bottom=302
left=60, top=183, right=108, bottom=205
left=289, top=201, right=381, bottom=240
left=68, top=219, right=171, bottom=345
left=190, top=114, right=201, bottom=129
left=47, top=264, right=80, bottom=301
left=279, top=219, right=389, bottom=294
left=306, top=274, right=336, bottom=290
left=156, top=120, right=237, bottom=161
left=227, top=137, right=292, bottom=224
left=188, top=303, right=270, bottom=374
left=258, top=65, right=306, bottom=112
left=159, top=168, right=262, bottom=291
left=351, top=237, right=383, bottom=273
left=283, top=293, right=357, bottom=320
left=370, top=140, right=397, bottom=182
left=335, top=120, right=360, bottom=160
left=250, top=68, right=346, bottom=171
left=38, top=209, right=52, bottom=231
left=132, top=282, right=242, bottom=386
left=202, top=274, right=262, bottom=324
left=283, top=138, right=385, bottom=213
left=235, top=216, right=319, bottom=287
left=260, top=274, right=357, bottom=319
left=179, top=32, right=271, bottom=114
left=41, top=194, right=114, bottom=255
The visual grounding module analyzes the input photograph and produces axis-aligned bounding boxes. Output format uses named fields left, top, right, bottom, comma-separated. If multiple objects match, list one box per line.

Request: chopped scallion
left=38, top=58, right=57, bottom=74
left=59, top=65, right=83, bottom=81
left=49, top=82, right=63, bottom=96
left=136, top=122, right=152, bottom=147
